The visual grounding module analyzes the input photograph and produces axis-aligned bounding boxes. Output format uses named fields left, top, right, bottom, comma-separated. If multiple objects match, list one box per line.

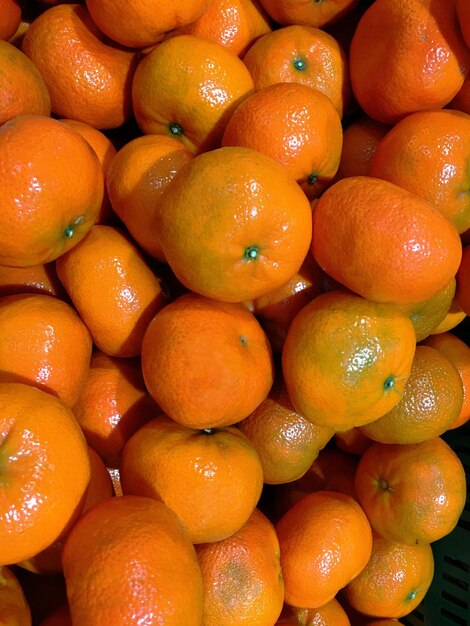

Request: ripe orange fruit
left=0, top=40, right=51, bottom=126
left=56, top=225, right=168, bottom=358
left=155, top=146, right=313, bottom=303
left=276, top=598, right=351, bottom=626
left=120, top=414, right=264, bottom=544
left=0, top=293, right=92, bottom=408
left=361, top=345, right=464, bottom=444
left=0, top=262, right=65, bottom=299
left=22, top=4, right=139, bottom=129
left=257, top=0, right=359, bottom=29
left=449, top=72, right=470, bottom=115
left=142, top=292, right=273, bottom=430
left=349, top=0, right=470, bottom=124
left=0, top=382, right=90, bottom=566
left=85, top=0, right=208, bottom=49
left=281, top=290, right=416, bottom=431
left=334, top=427, right=372, bottom=456
left=106, top=134, right=193, bottom=262
left=168, top=0, right=272, bottom=57
left=355, top=437, right=467, bottom=545
left=0, top=114, right=103, bottom=267
left=311, top=176, right=462, bottom=304
left=343, top=534, right=434, bottom=619
left=0, top=565, right=31, bottom=625
left=238, top=374, right=333, bottom=484
left=457, top=0, right=470, bottom=48
left=39, top=602, right=72, bottom=626
left=72, top=351, right=160, bottom=468
left=59, top=118, right=117, bottom=225
left=422, top=332, right=470, bottom=429
left=455, top=244, right=470, bottom=314
left=221, top=82, right=343, bottom=198
left=62, top=495, right=204, bottom=626
left=429, top=299, right=467, bottom=335
left=369, top=109, right=470, bottom=233
left=195, top=508, right=284, bottom=626
left=0, top=0, right=21, bottom=41
left=132, top=35, right=255, bottom=154
left=275, top=490, right=373, bottom=608
left=242, top=24, right=351, bottom=117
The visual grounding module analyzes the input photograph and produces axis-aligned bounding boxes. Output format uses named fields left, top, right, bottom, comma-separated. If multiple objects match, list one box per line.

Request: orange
left=455, top=244, right=470, bottom=314
left=237, top=374, right=333, bottom=484
left=311, top=176, right=462, bottom=304
left=281, top=290, right=416, bottom=431
left=167, top=0, right=272, bottom=57
left=120, top=414, right=264, bottom=544
left=349, top=0, right=470, bottom=124
left=0, top=0, right=21, bottom=41
left=249, top=254, right=326, bottom=353
left=369, top=109, right=470, bottom=234
left=361, top=345, right=463, bottom=444
left=59, top=118, right=117, bottom=225
left=422, top=332, right=470, bottom=429
left=141, top=292, right=273, bottom=429
left=242, top=24, right=351, bottom=117
left=22, top=4, right=139, bottom=129
left=457, top=0, right=470, bottom=48
left=0, top=565, right=31, bottom=625
left=85, top=0, right=208, bottom=49
left=0, top=382, right=90, bottom=566
left=429, top=299, right=467, bottom=335
left=18, top=445, right=114, bottom=575
left=334, top=427, right=372, bottom=456
left=276, top=598, right=351, bottom=626
left=449, top=72, right=470, bottom=115
left=155, top=146, right=313, bottom=303
left=355, top=437, right=467, bottom=545
left=0, top=40, right=51, bottom=126
left=342, top=534, right=434, bottom=619
left=0, top=114, right=103, bottom=267
left=221, top=82, right=343, bottom=198
left=195, top=508, right=284, bottom=626
left=72, top=351, right=160, bottom=468
left=257, top=0, right=359, bottom=29
left=62, top=495, right=204, bottom=626
left=0, top=293, right=92, bottom=408
left=0, top=262, right=65, bottom=299
left=56, top=225, right=168, bottom=358
left=39, top=603, right=72, bottom=626
left=106, top=134, right=193, bottom=262
left=275, top=490, right=373, bottom=608
left=132, top=35, right=254, bottom=154
left=334, top=115, right=390, bottom=180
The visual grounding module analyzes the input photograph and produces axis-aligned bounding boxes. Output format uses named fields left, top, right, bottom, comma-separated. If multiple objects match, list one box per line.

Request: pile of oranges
left=1, top=0, right=469, bottom=624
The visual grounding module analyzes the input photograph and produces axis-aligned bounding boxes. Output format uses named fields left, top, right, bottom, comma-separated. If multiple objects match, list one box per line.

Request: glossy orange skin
left=0, top=262, right=65, bottom=299
left=423, top=332, right=470, bottom=429
left=282, top=290, right=417, bottom=431
left=85, top=0, right=208, bottom=48
left=132, top=35, right=254, bottom=154
left=0, top=293, right=92, bottom=408
left=222, top=82, right=343, bottom=198
left=168, top=0, right=272, bottom=57
left=370, top=109, right=470, bottom=233
left=120, top=414, right=264, bottom=544
left=22, top=4, right=139, bottom=129
left=343, top=534, right=434, bottom=619
left=0, top=40, right=50, bottom=126
left=258, top=0, right=358, bottom=28
left=142, top=292, right=274, bottom=429
left=0, top=0, right=21, bottom=41
left=275, top=490, right=373, bottom=608
left=277, top=598, right=351, bottom=626
left=312, top=176, right=462, bottom=304
left=195, top=508, right=284, bottom=626
left=155, top=146, right=313, bottom=303
left=455, top=244, right=470, bottom=314
left=56, top=225, right=168, bottom=358
left=0, top=382, right=91, bottom=566
left=355, top=437, right=467, bottom=545
left=106, top=134, right=193, bottom=262
left=73, top=351, right=160, bottom=468
left=0, top=114, right=103, bottom=267
left=243, top=24, right=351, bottom=117
left=349, top=0, right=470, bottom=124
left=62, top=495, right=204, bottom=626
left=238, top=375, right=333, bottom=484
left=0, top=565, right=31, bottom=625
left=449, top=72, right=470, bottom=115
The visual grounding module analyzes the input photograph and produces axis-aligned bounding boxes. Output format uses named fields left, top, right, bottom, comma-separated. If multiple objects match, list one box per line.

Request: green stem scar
left=408, top=591, right=417, bottom=600
left=64, top=215, right=85, bottom=238
left=377, top=477, right=393, bottom=492
left=243, top=245, right=259, bottom=261
left=240, top=335, right=248, bottom=347
left=292, top=57, right=307, bottom=72
left=202, top=429, right=214, bottom=435
left=169, top=122, right=184, bottom=136
left=308, top=172, right=318, bottom=185
left=383, top=375, right=395, bottom=391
